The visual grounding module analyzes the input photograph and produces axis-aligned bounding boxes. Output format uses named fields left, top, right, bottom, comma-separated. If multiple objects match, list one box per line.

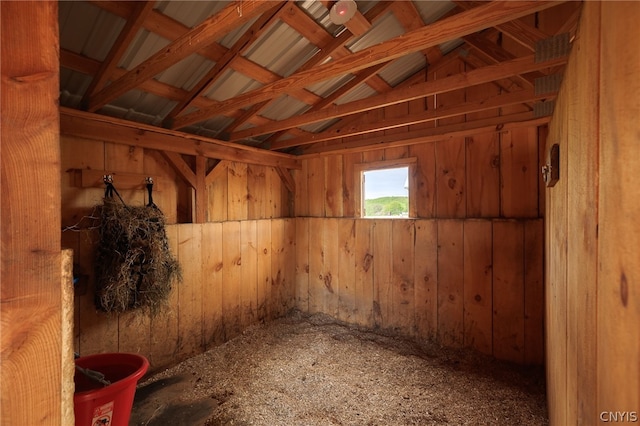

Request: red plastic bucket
left=74, top=353, right=149, bottom=426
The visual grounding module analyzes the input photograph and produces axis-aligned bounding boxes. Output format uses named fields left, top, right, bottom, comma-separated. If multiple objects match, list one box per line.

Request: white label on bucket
left=91, top=401, right=114, bottom=426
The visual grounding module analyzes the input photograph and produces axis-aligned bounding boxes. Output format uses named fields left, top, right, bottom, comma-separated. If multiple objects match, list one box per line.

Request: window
left=354, top=158, right=416, bottom=218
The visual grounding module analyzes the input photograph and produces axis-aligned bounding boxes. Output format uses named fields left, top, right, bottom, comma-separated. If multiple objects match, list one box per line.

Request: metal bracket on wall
left=542, top=144, right=560, bottom=187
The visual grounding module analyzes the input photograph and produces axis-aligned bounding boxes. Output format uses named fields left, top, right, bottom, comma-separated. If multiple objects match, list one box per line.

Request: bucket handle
left=75, top=365, right=112, bottom=387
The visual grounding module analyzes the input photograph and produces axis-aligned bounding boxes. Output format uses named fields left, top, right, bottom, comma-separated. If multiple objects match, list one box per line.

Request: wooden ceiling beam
left=260, top=62, right=388, bottom=147
left=223, top=1, right=393, bottom=138
left=161, top=151, right=197, bottom=188
left=274, top=87, right=555, bottom=148
left=300, top=112, right=550, bottom=156
left=89, top=1, right=322, bottom=110
left=173, top=1, right=563, bottom=130
left=454, top=0, right=550, bottom=52
left=390, top=0, right=444, bottom=65
left=60, top=108, right=300, bottom=170
left=463, top=28, right=551, bottom=89
left=231, top=53, right=566, bottom=141
left=80, top=1, right=155, bottom=107
left=86, top=0, right=279, bottom=112
left=60, top=49, right=312, bottom=139
left=164, top=2, right=288, bottom=124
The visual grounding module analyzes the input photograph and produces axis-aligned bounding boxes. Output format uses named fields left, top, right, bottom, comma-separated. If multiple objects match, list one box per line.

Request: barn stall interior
left=1, top=1, right=639, bottom=425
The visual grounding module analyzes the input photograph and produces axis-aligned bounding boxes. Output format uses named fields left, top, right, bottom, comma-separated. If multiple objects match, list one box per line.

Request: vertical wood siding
left=296, top=127, right=543, bottom=220
left=295, top=218, right=544, bottom=363
left=545, top=2, right=640, bottom=423
left=66, top=219, right=296, bottom=372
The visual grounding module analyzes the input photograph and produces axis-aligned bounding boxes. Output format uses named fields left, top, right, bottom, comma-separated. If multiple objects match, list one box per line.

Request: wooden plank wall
left=295, top=218, right=544, bottom=364
left=295, top=127, right=543, bottom=220
left=61, top=133, right=295, bottom=373
left=545, top=2, right=640, bottom=424
left=292, top=122, right=545, bottom=365
left=63, top=219, right=295, bottom=372
left=60, top=135, right=290, bottom=229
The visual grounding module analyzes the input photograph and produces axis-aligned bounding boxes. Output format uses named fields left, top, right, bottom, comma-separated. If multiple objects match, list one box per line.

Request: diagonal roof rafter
left=170, top=1, right=562, bottom=131
left=86, top=0, right=281, bottom=112
left=163, top=2, right=291, bottom=125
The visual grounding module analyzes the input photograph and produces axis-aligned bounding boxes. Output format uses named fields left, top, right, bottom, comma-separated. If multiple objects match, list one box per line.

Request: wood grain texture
left=202, top=222, right=224, bottom=348
left=466, top=134, right=500, bottom=217
left=282, top=219, right=297, bottom=314
left=463, top=220, right=493, bottom=355
left=437, top=220, right=464, bottom=348
left=258, top=220, right=273, bottom=321
left=500, top=127, right=539, bottom=218
left=414, top=220, right=438, bottom=342
left=597, top=0, right=640, bottom=418
left=322, top=218, right=340, bottom=318
left=493, top=221, right=525, bottom=363
left=294, top=218, right=310, bottom=312
left=391, top=220, right=415, bottom=336
left=240, top=221, right=258, bottom=329
left=308, top=218, right=324, bottom=315
left=177, top=224, right=204, bottom=357
left=354, top=220, right=375, bottom=328
left=248, top=165, right=267, bottom=219
left=545, top=93, right=568, bottom=425
left=410, top=143, right=436, bottom=218
left=228, top=162, right=248, bottom=221
left=150, top=226, right=180, bottom=368
left=524, top=219, right=544, bottom=365
left=325, top=155, right=344, bottom=217
left=338, top=220, right=357, bottom=323
left=222, top=221, right=242, bottom=340
left=307, top=157, right=325, bottom=217
left=436, top=138, right=466, bottom=218
left=270, top=220, right=286, bottom=317
left=209, top=162, right=229, bottom=221
left=372, top=220, right=393, bottom=330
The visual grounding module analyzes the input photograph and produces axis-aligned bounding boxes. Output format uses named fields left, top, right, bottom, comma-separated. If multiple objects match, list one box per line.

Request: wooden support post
left=1, top=1, right=66, bottom=423
left=195, top=155, right=208, bottom=223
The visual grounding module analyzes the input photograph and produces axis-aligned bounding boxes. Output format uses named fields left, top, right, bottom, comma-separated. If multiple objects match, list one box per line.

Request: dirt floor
left=130, top=311, right=548, bottom=426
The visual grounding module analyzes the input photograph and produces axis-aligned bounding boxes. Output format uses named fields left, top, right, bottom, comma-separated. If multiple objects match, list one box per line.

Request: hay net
left=94, top=179, right=181, bottom=314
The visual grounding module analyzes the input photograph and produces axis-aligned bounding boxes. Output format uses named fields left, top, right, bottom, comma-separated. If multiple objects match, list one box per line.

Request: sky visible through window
left=364, top=167, right=408, bottom=200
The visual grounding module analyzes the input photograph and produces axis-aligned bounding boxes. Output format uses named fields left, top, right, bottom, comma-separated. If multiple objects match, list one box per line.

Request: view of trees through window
left=363, top=167, right=409, bottom=217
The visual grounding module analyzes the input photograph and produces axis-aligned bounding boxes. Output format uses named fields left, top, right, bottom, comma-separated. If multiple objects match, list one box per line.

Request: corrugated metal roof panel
left=299, top=118, right=340, bottom=133
left=260, top=95, right=310, bottom=121
left=59, top=2, right=122, bottom=61
left=154, top=1, right=228, bottom=29
left=118, top=30, right=170, bottom=71
left=156, top=54, right=215, bottom=91
left=333, top=83, right=377, bottom=105
left=305, top=74, right=355, bottom=98
left=378, top=52, right=426, bottom=86
left=413, top=1, right=456, bottom=25
left=59, top=69, right=92, bottom=106
left=203, top=68, right=264, bottom=102
left=108, top=89, right=178, bottom=119
left=346, top=11, right=403, bottom=53
left=243, top=21, right=319, bottom=77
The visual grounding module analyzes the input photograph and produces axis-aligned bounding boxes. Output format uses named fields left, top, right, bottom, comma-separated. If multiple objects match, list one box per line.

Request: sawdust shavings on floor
left=137, top=311, right=548, bottom=426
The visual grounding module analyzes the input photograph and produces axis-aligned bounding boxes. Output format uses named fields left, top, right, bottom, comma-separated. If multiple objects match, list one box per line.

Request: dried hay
left=94, top=198, right=181, bottom=314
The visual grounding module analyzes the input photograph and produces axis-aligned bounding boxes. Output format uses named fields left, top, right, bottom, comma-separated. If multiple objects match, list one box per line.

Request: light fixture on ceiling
left=329, top=0, right=357, bottom=25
